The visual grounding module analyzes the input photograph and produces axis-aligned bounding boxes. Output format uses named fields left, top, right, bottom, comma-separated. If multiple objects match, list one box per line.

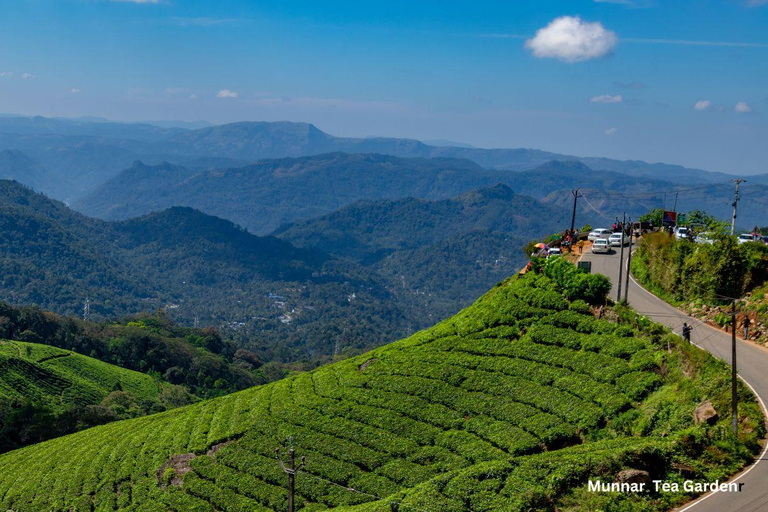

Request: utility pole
left=731, top=179, right=746, bottom=236
left=276, top=443, right=306, bottom=512
left=732, top=301, right=738, bottom=436
left=624, top=217, right=633, bottom=303
left=616, top=212, right=626, bottom=303
left=570, top=189, right=580, bottom=236
left=673, top=191, right=679, bottom=212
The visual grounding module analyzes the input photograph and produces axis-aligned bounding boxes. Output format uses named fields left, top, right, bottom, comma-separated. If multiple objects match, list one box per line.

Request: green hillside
left=275, top=184, right=568, bottom=323
left=0, top=340, right=161, bottom=409
left=0, top=261, right=761, bottom=511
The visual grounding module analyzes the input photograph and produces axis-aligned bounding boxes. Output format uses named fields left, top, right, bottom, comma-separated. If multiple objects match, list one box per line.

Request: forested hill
left=0, top=180, right=409, bottom=362
left=76, top=153, right=502, bottom=233
left=0, top=261, right=760, bottom=511
left=273, top=184, right=568, bottom=319
left=274, top=183, right=566, bottom=262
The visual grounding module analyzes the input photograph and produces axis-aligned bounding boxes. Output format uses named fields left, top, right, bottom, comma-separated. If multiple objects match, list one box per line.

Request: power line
left=276, top=441, right=306, bottom=512
left=579, top=193, right=611, bottom=219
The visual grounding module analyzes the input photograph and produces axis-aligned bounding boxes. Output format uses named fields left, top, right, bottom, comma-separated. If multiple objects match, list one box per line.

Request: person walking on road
left=682, top=322, right=692, bottom=342
left=744, top=316, right=751, bottom=340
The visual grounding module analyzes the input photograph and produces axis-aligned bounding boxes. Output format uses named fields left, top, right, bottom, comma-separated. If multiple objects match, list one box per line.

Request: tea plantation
left=0, top=261, right=762, bottom=511
left=0, top=340, right=161, bottom=409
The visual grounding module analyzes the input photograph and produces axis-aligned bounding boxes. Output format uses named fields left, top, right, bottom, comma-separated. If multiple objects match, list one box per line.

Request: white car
left=591, top=239, right=610, bottom=253
left=695, top=233, right=714, bottom=245
left=608, top=232, right=627, bottom=247
left=738, top=233, right=760, bottom=244
left=588, top=228, right=612, bottom=241
left=675, top=227, right=690, bottom=240
left=547, top=247, right=562, bottom=257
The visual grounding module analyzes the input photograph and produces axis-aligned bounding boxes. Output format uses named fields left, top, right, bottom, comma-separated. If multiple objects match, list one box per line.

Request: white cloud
left=70, top=88, right=80, bottom=94
left=748, top=0, right=768, bottom=6
left=21, top=73, right=35, bottom=79
left=190, top=94, right=198, bottom=99
left=590, top=94, right=623, bottom=103
left=605, top=127, right=618, bottom=135
left=525, top=16, right=618, bottom=63
left=735, top=101, right=752, bottom=113
left=693, top=100, right=712, bottom=111
left=216, top=89, right=238, bottom=98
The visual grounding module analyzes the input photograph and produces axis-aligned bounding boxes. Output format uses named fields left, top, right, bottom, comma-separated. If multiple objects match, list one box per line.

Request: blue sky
left=0, top=0, right=767, bottom=174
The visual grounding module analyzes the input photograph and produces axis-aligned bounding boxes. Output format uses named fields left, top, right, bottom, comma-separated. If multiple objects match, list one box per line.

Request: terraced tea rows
left=0, top=267, right=761, bottom=511
left=0, top=340, right=161, bottom=409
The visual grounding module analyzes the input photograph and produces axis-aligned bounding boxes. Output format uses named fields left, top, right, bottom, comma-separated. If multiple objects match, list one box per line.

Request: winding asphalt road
left=581, top=247, right=768, bottom=512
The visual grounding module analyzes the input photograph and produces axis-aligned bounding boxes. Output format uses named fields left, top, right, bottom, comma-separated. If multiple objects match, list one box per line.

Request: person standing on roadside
left=744, top=316, right=751, bottom=340
left=682, top=322, right=692, bottom=342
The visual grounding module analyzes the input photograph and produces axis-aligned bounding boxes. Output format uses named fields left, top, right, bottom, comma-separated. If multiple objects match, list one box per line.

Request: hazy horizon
left=1, top=0, right=766, bottom=174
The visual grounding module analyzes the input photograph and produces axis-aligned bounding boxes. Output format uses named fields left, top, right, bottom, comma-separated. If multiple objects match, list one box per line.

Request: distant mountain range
left=75, top=155, right=768, bottom=232
left=0, top=115, right=751, bottom=205
left=75, top=153, right=502, bottom=233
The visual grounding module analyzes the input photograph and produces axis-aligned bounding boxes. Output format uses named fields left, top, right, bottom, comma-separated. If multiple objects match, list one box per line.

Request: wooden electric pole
left=570, top=189, right=580, bottom=236
left=276, top=444, right=306, bottom=512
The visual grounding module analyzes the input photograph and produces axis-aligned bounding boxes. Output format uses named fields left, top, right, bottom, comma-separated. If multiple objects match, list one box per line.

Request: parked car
left=695, top=232, right=715, bottom=244
left=609, top=232, right=627, bottom=247
left=675, top=227, right=690, bottom=240
left=547, top=247, right=561, bottom=258
left=738, top=233, right=761, bottom=244
left=591, top=239, right=610, bottom=253
left=588, top=228, right=612, bottom=241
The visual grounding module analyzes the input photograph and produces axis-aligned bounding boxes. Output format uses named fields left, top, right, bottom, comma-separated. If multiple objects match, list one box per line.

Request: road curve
left=581, top=248, right=768, bottom=512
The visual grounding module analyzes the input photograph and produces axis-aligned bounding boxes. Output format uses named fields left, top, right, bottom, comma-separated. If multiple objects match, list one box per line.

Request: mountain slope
left=0, top=150, right=46, bottom=191
left=274, top=184, right=569, bottom=320
left=0, top=339, right=161, bottom=410
left=275, top=184, right=566, bottom=261
left=0, top=180, right=409, bottom=361
left=76, top=153, right=501, bottom=233
left=512, top=161, right=768, bottom=228
left=0, top=262, right=760, bottom=511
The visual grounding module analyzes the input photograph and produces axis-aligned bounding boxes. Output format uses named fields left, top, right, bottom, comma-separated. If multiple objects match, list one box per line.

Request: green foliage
left=633, top=231, right=768, bottom=304
left=639, top=208, right=664, bottom=228
left=0, top=273, right=761, bottom=511
left=543, top=257, right=612, bottom=305
left=0, top=303, right=258, bottom=398
left=0, top=339, right=187, bottom=453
